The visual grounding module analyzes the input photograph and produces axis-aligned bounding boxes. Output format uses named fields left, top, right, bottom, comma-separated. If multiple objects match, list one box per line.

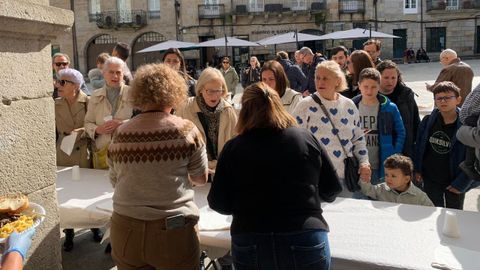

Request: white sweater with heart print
left=292, top=92, right=369, bottom=180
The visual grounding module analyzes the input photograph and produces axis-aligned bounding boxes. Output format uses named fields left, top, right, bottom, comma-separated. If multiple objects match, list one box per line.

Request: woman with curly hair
left=176, top=67, right=237, bottom=180
left=107, top=63, right=208, bottom=270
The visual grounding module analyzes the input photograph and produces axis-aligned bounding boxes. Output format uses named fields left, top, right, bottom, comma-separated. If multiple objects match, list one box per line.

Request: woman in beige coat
left=176, top=67, right=237, bottom=178
left=84, top=57, right=133, bottom=168
left=55, top=68, right=103, bottom=251
left=55, top=68, right=91, bottom=168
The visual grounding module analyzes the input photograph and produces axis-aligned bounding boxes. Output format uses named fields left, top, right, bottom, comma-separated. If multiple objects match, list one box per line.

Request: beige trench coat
left=84, top=84, right=133, bottom=149
left=55, top=92, right=91, bottom=168
left=176, top=97, right=237, bottom=170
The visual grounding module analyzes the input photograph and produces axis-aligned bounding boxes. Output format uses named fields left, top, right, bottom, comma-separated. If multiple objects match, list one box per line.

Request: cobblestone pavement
left=61, top=59, right=480, bottom=270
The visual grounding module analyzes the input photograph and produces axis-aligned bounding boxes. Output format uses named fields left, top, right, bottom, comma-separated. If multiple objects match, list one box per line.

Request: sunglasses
left=434, top=96, right=457, bottom=102
left=55, top=62, right=69, bottom=67
left=57, top=79, right=75, bottom=86
left=222, top=61, right=229, bottom=64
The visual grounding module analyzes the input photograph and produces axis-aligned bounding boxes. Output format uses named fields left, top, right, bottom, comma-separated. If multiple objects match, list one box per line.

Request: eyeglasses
left=434, top=96, right=457, bottom=102
left=57, top=79, right=75, bottom=86
left=55, top=62, right=69, bottom=67
left=205, top=89, right=223, bottom=96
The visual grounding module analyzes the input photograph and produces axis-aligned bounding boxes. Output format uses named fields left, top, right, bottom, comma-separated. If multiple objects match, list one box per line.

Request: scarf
left=106, top=85, right=121, bottom=116
left=196, top=96, right=224, bottom=160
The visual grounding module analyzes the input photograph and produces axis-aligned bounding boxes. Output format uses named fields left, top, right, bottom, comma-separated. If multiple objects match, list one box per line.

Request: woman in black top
left=208, top=82, right=342, bottom=270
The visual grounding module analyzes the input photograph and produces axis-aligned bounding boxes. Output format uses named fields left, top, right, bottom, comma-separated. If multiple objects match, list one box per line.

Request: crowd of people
left=7, top=39, right=479, bottom=270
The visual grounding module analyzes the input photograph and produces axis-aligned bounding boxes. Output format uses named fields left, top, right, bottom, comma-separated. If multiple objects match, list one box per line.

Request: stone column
left=0, top=1, right=73, bottom=269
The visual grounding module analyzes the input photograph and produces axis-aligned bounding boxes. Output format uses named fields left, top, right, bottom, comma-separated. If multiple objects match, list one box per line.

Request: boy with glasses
left=414, top=81, right=474, bottom=209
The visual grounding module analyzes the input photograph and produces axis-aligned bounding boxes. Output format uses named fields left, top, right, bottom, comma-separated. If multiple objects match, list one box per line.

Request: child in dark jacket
left=414, top=82, right=474, bottom=209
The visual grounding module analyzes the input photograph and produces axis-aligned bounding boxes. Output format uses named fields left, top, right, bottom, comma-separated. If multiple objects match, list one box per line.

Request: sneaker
left=459, top=161, right=480, bottom=181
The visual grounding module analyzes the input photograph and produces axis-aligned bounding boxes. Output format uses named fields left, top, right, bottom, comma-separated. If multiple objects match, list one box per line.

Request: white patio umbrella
left=256, top=31, right=324, bottom=45
left=136, top=40, right=198, bottom=53
left=317, top=28, right=401, bottom=40
left=196, top=36, right=260, bottom=47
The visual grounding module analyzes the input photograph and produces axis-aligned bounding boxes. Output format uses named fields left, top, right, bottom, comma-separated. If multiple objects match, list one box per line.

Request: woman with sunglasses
left=176, top=67, right=237, bottom=180
left=219, top=57, right=239, bottom=96
left=162, top=48, right=196, bottom=97
left=55, top=68, right=103, bottom=251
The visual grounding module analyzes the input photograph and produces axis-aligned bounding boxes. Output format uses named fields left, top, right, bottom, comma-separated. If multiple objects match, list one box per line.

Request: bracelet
left=4, top=248, right=25, bottom=261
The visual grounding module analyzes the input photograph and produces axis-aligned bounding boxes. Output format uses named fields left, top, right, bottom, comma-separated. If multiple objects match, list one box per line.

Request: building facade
left=50, top=0, right=480, bottom=75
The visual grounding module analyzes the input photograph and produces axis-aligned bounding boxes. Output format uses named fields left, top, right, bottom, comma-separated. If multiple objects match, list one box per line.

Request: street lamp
left=174, top=0, right=180, bottom=40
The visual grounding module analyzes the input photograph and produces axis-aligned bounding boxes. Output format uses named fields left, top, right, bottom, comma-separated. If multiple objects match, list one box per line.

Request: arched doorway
left=131, top=32, right=166, bottom=70
left=300, top=29, right=325, bottom=54
left=86, top=34, right=118, bottom=71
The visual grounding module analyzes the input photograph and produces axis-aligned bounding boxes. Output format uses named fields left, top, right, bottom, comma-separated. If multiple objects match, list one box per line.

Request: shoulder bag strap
left=311, top=94, right=349, bottom=156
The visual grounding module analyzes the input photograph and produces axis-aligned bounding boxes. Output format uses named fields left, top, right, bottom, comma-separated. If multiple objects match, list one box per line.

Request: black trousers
left=423, top=181, right=465, bottom=210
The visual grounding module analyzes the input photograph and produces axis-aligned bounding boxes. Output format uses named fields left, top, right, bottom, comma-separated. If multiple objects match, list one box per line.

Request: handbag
left=311, top=94, right=361, bottom=192
left=92, top=144, right=109, bottom=169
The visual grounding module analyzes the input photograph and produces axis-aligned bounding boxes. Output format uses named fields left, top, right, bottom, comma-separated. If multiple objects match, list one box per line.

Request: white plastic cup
left=442, top=210, right=460, bottom=238
left=72, top=165, right=80, bottom=181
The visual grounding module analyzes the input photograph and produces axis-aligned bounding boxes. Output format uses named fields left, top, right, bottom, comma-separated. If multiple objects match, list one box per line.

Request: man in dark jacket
left=275, top=51, right=307, bottom=92
left=299, top=47, right=325, bottom=96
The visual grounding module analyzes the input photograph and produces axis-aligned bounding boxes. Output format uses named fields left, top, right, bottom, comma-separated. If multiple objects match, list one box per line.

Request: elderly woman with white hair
left=84, top=56, right=133, bottom=169
left=55, top=68, right=103, bottom=251
left=176, top=67, right=237, bottom=179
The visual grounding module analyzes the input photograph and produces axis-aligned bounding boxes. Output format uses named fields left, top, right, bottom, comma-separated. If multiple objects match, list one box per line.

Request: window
left=291, top=0, right=307, bottom=11
left=249, top=0, right=264, bottom=12
left=148, top=0, right=160, bottom=18
left=404, top=0, right=417, bottom=14
left=426, top=27, right=446, bottom=52
left=88, top=0, right=101, bottom=22
left=446, top=0, right=459, bottom=10
left=117, top=0, right=132, bottom=23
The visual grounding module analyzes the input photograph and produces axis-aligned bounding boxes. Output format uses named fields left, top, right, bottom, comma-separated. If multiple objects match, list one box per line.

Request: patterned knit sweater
left=292, top=92, right=369, bottom=180
left=108, top=111, right=208, bottom=220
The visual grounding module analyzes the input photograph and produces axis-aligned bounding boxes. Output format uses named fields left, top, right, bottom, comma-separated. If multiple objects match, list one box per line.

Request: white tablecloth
left=192, top=187, right=480, bottom=270
left=56, top=167, right=113, bottom=228
left=56, top=167, right=480, bottom=269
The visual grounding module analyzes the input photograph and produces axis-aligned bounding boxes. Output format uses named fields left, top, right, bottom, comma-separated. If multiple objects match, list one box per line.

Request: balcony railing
left=148, top=10, right=160, bottom=19
left=338, top=0, right=365, bottom=14
left=198, top=4, right=225, bottom=19
left=231, top=0, right=326, bottom=15
left=426, top=0, right=480, bottom=11
left=96, top=10, right=147, bottom=29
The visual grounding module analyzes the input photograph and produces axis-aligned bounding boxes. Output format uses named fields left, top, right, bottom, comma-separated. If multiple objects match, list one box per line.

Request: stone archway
left=131, top=31, right=166, bottom=70
left=85, top=34, right=118, bottom=72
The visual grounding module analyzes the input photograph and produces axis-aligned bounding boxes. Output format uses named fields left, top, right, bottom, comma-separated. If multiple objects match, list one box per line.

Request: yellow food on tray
left=0, top=193, right=33, bottom=238
left=0, top=215, right=34, bottom=238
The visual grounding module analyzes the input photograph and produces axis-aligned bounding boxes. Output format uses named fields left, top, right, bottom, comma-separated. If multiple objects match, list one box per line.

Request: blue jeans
left=231, top=229, right=330, bottom=270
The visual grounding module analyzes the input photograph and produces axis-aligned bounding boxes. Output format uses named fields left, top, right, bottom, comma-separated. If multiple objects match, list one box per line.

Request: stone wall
left=0, top=1, right=73, bottom=269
